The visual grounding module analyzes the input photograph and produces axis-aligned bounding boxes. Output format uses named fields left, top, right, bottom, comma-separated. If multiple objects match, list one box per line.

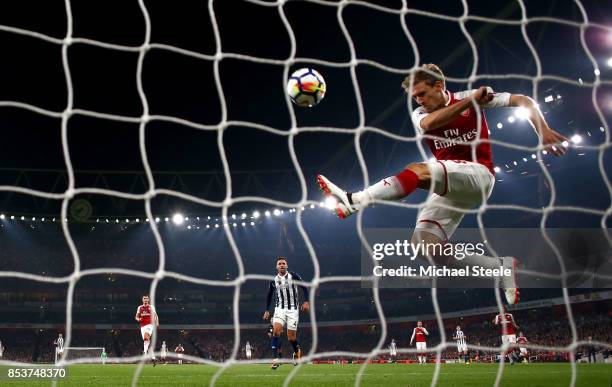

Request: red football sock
left=395, top=169, right=419, bottom=196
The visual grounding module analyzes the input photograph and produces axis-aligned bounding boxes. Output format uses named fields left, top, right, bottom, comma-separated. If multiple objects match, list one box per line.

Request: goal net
left=56, top=347, right=105, bottom=365
left=0, top=0, right=610, bottom=386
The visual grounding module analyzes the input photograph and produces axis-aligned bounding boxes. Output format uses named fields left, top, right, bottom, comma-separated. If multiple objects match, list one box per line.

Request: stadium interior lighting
left=571, top=134, right=583, bottom=144
left=115, top=219, right=119, bottom=223
left=496, top=122, right=503, bottom=129
left=562, top=140, right=569, bottom=147
left=544, top=95, right=554, bottom=103
left=522, top=158, right=528, bottom=162
left=250, top=222, right=254, bottom=226
left=241, top=222, right=246, bottom=227
left=206, top=224, right=210, bottom=228
left=531, top=154, right=537, bottom=159
left=155, top=217, right=160, bottom=223
left=11, top=215, right=15, bottom=220
left=601, top=126, right=605, bottom=132
left=543, top=150, right=548, bottom=155
left=0, top=214, right=4, bottom=220
left=594, top=68, right=600, bottom=76
left=493, top=166, right=501, bottom=173
left=507, top=116, right=516, bottom=123
left=514, top=107, right=529, bottom=120
left=214, top=224, right=219, bottom=228
left=136, top=218, right=140, bottom=222
left=273, top=209, right=281, bottom=216
left=324, top=197, right=338, bottom=210
left=264, top=210, right=271, bottom=217
left=252, top=211, right=260, bottom=219
left=41, top=218, right=45, bottom=222
left=607, top=57, right=612, bottom=67
left=232, top=223, right=237, bottom=227
left=164, top=217, right=169, bottom=222
left=231, top=214, right=236, bottom=220
left=241, top=213, right=247, bottom=219
left=172, top=213, right=184, bottom=225
left=21, top=216, right=25, bottom=220
left=513, top=161, right=518, bottom=166
left=187, top=226, right=191, bottom=230
left=310, top=204, right=315, bottom=209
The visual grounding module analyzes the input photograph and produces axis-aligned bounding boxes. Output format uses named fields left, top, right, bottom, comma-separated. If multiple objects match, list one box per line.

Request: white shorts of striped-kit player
left=273, top=307, right=299, bottom=330
left=457, top=343, right=468, bottom=352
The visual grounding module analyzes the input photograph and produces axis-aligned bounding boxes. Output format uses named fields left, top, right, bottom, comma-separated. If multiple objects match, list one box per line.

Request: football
left=286, top=68, right=326, bottom=107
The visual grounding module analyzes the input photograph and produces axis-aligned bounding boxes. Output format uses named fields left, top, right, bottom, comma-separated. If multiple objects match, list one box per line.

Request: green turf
left=1, top=363, right=610, bottom=386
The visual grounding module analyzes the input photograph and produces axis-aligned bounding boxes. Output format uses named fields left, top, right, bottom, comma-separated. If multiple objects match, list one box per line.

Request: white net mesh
left=57, top=347, right=105, bottom=364
left=0, top=0, right=610, bottom=386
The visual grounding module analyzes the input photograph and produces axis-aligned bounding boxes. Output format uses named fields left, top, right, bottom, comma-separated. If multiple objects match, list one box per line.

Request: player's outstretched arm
left=417, top=86, right=491, bottom=132
left=508, top=94, right=568, bottom=156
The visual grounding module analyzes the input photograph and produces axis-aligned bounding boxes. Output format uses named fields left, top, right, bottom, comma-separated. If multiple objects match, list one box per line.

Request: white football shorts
left=416, top=342, right=427, bottom=350
left=501, top=334, right=517, bottom=345
left=416, top=160, right=495, bottom=241
left=457, top=343, right=468, bottom=352
left=272, top=307, right=299, bottom=331
left=140, top=324, right=154, bottom=339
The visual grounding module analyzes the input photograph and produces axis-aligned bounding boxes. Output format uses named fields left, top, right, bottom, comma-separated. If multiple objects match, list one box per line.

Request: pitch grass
left=3, top=363, right=611, bottom=386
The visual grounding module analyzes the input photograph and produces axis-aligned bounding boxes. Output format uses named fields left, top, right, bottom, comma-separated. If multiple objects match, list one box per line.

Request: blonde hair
left=402, top=63, right=445, bottom=91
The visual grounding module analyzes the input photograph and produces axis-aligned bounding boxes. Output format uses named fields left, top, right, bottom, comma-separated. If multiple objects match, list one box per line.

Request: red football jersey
left=517, top=336, right=528, bottom=345
left=495, top=313, right=516, bottom=336
left=137, top=304, right=155, bottom=327
left=413, top=327, right=428, bottom=343
left=412, top=89, right=510, bottom=175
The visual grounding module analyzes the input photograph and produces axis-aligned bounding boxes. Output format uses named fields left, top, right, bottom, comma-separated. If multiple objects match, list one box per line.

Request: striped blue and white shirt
left=266, top=271, right=308, bottom=310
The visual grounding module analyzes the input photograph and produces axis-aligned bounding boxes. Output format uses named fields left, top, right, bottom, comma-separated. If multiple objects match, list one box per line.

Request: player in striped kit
left=54, top=333, right=64, bottom=358
left=410, top=321, right=429, bottom=364
left=494, top=309, right=519, bottom=365
left=453, top=325, right=469, bottom=363
left=389, top=339, right=398, bottom=363
left=317, top=64, right=568, bottom=306
left=161, top=341, right=168, bottom=364
left=135, top=295, right=159, bottom=366
left=245, top=341, right=253, bottom=360
left=263, top=257, right=309, bottom=369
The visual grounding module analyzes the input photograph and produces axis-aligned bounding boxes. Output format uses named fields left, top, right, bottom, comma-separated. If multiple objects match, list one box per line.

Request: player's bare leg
left=270, top=322, right=284, bottom=369
left=143, top=332, right=156, bottom=366
left=412, top=230, right=519, bottom=305
left=287, top=329, right=301, bottom=366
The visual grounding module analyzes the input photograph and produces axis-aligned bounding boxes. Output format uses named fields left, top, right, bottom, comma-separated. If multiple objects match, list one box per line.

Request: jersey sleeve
left=291, top=271, right=310, bottom=301
left=265, top=280, right=275, bottom=311
left=423, top=328, right=429, bottom=335
left=411, top=107, right=429, bottom=134
left=454, top=88, right=510, bottom=108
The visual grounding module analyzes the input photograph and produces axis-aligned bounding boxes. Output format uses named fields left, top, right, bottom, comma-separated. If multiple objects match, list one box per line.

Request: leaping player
left=135, top=295, right=159, bottom=366
left=263, top=256, right=310, bottom=369
left=494, top=308, right=519, bottom=365
left=317, top=64, right=568, bottom=305
left=410, top=321, right=429, bottom=364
